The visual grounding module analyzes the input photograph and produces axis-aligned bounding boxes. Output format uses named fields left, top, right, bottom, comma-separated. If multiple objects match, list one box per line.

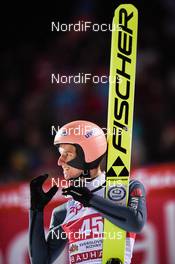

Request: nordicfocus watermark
left=51, top=73, right=122, bottom=85
left=51, top=21, right=122, bottom=32
left=51, top=177, right=124, bottom=189
left=51, top=124, right=128, bottom=137
left=51, top=229, right=123, bottom=240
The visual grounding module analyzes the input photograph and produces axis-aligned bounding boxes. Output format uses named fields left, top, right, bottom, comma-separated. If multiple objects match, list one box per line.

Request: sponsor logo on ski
left=107, top=156, right=129, bottom=177
left=107, top=186, right=126, bottom=201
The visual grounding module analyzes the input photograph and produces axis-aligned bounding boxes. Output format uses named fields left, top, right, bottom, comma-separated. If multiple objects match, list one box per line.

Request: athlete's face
left=57, top=144, right=83, bottom=180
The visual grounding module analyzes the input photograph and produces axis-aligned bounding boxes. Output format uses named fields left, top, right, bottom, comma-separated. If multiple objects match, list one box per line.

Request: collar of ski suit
left=85, top=172, right=106, bottom=193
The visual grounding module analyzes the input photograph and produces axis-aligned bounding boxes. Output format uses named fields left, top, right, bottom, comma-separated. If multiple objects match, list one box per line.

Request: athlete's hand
left=30, top=174, right=58, bottom=211
left=62, top=186, right=93, bottom=207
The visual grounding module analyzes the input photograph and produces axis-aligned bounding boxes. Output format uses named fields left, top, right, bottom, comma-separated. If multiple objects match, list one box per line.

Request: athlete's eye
left=67, top=152, right=74, bottom=158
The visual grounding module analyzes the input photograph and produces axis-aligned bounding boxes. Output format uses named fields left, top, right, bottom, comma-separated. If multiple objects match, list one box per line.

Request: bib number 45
left=80, top=216, right=103, bottom=237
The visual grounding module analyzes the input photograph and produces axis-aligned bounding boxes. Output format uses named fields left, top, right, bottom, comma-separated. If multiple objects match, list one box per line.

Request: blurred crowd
left=1, top=0, right=175, bottom=183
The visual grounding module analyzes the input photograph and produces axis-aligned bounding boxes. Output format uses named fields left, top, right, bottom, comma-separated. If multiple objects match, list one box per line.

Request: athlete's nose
left=57, top=154, right=66, bottom=166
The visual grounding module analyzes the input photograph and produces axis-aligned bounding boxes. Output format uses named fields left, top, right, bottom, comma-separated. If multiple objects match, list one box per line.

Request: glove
left=30, top=174, right=58, bottom=211
left=62, top=186, right=93, bottom=207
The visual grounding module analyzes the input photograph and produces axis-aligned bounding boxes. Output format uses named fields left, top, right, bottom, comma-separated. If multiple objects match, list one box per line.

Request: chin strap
left=66, top=144, right=105, bottom=171
left=56, top=143, right=106, bottom=171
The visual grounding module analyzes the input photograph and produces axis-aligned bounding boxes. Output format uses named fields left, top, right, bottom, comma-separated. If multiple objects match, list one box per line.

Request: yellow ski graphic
left=102, top=4, right=138, bottom=264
